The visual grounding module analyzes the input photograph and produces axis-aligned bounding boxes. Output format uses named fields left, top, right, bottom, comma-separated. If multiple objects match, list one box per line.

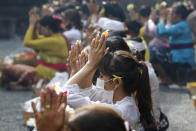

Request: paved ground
left=0, top=39, right=25, bottom=59
left=160, top=86, right=196, bottom=131
left=0, top=40, right=196, bottom=131
left=0, top=89, right=32, bottom=131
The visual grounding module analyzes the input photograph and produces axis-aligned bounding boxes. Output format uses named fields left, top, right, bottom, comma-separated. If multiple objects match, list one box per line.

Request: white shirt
left=145, top=61, right=161, bottom=122
left=65, top=84, right=143, bottom=131
left=63, top=28, right=81, bottom=45
left=46, top=72, right=69, bottom=88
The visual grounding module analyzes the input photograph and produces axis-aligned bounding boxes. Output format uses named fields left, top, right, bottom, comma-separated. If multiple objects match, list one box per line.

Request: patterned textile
left=1, top=64, right=35, bottom=87
left=157, top=112, right=169, bottom=131
left=144, top=112, right=169, bottom=131
left=149, top=46, right=171, bottom=65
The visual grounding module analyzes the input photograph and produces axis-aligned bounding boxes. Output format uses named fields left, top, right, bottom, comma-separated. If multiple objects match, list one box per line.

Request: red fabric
left=18, top=52, right=37, bottom=60
left=36, top=60, right=67, bottom=72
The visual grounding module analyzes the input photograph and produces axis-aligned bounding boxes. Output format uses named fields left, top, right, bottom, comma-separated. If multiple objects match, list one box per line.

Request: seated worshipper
left=65, top=33, right=156, bottom=130
left=156, top=3, right=195, bottom=83
left=99, top=35, right=167, bottom=130
left=145, top=9, right=172, bottom=84
left=1, top=10, right=69, bottom=90
left=73, top=34, right=161, bottom=124
left=125, top=20, right=150, bottom=61
left=31, top=89, right=131, bottom=131
left=137, top=6, right=153, bottom=45
left=62, top=8, right=83, bottom=45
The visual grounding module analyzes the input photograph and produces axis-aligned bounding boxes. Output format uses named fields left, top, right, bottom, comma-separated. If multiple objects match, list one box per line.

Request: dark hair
left=110, top=1, right=126, bottom=22
left=139, top=6, right=151, bottom=18
left=101, top=2, right=126, bottom=22
left=69, top=105, right=127, bottom=131
left=106, top=36, right=130, bottom=52
left=92, top=36, right=130, bottom=84
left=173, top=2, right=190, bottom=19
left=125, top=20, right=142, bottom=36
left=39, top=15, right=64, bottom=33
left=98, top=50, right=155, bottom=128
left=63, top=8, right=82, bottom=30
left=109, top=31, right=127, bottom=38
left=54, top=4, right=75, bottom=14
left=79, top=4, right=90, bottom=17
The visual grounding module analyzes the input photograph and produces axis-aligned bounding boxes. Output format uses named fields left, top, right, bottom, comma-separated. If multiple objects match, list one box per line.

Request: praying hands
left=32, top=89, right=68, bottom=131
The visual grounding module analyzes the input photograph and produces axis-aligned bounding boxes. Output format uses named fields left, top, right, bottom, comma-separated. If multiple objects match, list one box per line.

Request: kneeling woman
left=1, top=10, right=69, bottom=90
left=65, top=34, right=155, bottom=130
left=156, top=3, right=194, bottom=83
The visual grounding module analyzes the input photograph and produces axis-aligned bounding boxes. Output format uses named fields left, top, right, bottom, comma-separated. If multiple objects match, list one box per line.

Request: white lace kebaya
left=65, top=84, right=144, bottom=131
left=145, top=61, right=161, bottom=122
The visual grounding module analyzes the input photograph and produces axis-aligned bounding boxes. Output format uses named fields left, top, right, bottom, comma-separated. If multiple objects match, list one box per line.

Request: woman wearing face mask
left=156, top=3, right=195, bottom=83
left=65, top=33, right=156, bottom=130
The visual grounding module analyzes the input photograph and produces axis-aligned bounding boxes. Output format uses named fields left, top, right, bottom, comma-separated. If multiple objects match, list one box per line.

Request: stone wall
left=0, top=0, right=47, bottom=39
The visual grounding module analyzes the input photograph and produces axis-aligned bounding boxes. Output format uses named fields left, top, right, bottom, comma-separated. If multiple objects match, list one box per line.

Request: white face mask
left=96, top=78, right=114, bottom=104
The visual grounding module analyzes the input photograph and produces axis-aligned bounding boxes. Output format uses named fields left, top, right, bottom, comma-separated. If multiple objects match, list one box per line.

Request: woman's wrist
left=86, top=61, right=98, bottom=70
left=70, top=70, right=77, bottom=78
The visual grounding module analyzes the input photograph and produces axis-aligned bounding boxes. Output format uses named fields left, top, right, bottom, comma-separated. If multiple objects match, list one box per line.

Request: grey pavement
left=0, top=89, right=32, bottom=131
left=160, top=86, right=196, bottom=131
left=0, top=39, right=25, bottom=59
left=0, top=40, right=196, bottom=131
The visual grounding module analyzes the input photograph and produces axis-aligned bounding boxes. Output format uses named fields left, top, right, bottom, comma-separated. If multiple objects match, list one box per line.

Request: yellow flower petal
left=127, top=4, right=134, bottom=10
left=161, top=1, right=167, bottom=7
left=100, top=8, right=105, bottom=15
left=81, top=49, right=87, bottom=55
left=155, top=3, right=160, bottom=9
left=113, top=75, right=122, bottom=81
left=76, top=40, right=82, bottom=45
left=53, top=1, right=59, bottom=5
left=103, top=29, right=109, bottom=37
left=42, top=5, right=48, bottom=9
